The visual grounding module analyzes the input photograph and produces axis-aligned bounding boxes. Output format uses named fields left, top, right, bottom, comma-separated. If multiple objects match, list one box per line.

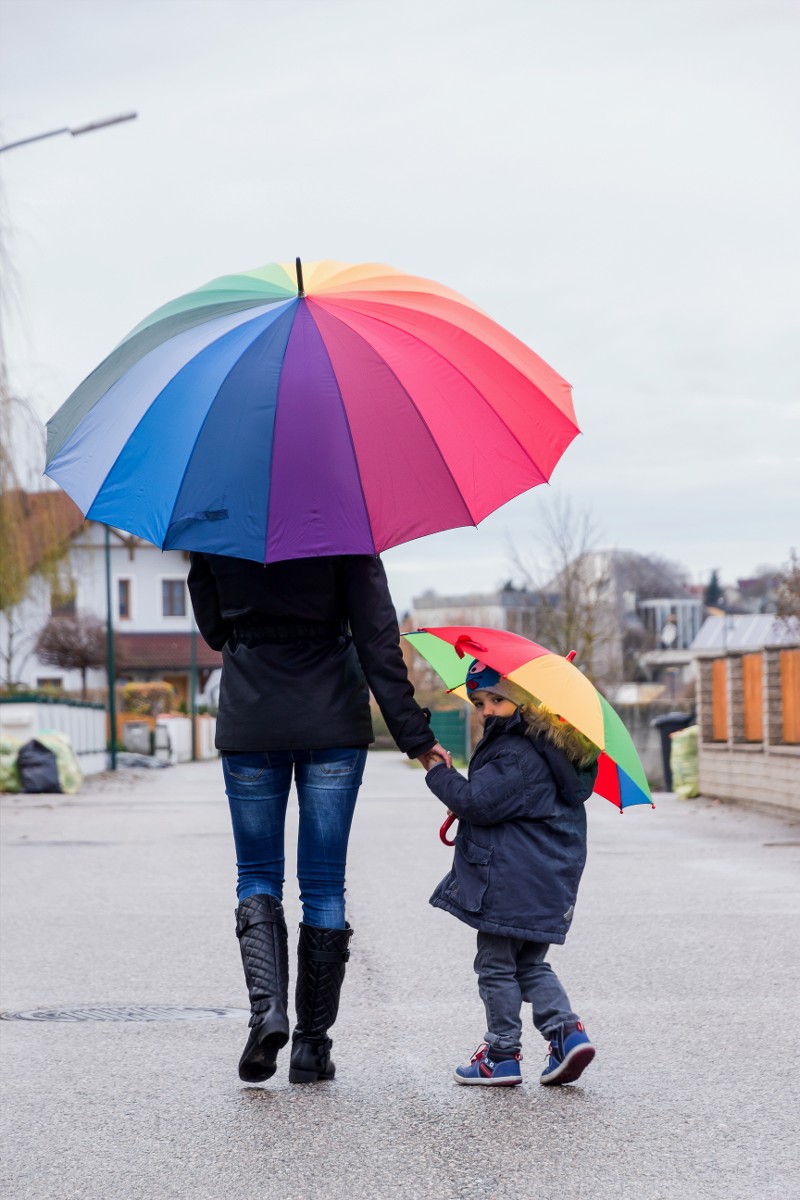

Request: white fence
left=0, top=698, right=107, bottom=776
left=155, top=715, right=218, bottom=763
left=121, top=715, right=217, bottom=764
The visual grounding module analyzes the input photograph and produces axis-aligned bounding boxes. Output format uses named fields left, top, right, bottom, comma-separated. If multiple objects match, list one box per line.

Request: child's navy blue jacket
left=426, top=709, right=598, bottom=944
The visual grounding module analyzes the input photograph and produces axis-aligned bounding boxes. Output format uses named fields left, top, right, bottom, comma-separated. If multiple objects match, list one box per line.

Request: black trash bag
left=17, top=739, right=63, bottom=794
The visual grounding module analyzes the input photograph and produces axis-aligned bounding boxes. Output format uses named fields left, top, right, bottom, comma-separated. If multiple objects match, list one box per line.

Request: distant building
left=410, top=583, right=540, bottom=639
left=542, top=549, right=701, bottom=685
left=409, top=550, right=702, bottom=687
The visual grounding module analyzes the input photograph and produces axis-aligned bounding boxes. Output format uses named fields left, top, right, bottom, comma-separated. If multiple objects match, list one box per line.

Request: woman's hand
left=416, top=742, right=452, bottom=771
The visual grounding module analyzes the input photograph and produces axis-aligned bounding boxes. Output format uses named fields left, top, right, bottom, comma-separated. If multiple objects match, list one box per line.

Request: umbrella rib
left=158, top=309, right=296, bottom=552
left=47, top=299, right=292, bottom=464
left=301, top=303, right=378, bottom=555
left=260, top=301, right=313, bottom=560
left=317, top=289, right=572, bottom=410
left=306, top=301, right=478, bottom=531
left=313, top=298, right=578, bottom=489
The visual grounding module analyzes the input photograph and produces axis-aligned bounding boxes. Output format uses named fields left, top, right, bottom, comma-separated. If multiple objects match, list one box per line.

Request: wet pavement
left=2, top=753, right=799, bottom=1199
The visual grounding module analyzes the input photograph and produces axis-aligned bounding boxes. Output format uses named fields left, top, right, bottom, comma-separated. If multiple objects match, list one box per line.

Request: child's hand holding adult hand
left=417, top=743, right=452, bottom=771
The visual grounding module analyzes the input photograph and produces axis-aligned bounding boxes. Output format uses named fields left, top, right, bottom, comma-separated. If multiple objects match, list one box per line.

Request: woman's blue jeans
left=221, top=747, right=367, bottom=929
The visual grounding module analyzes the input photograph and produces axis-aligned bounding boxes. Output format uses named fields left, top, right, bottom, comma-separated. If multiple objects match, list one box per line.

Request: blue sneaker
left=454, top=1043, right=522, bottom=1086
left=540, top=1022, right=595, bottom=1085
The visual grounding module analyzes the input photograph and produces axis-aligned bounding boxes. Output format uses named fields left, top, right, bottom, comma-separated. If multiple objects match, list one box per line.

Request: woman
left=188, top=551, right=447, bottom=1085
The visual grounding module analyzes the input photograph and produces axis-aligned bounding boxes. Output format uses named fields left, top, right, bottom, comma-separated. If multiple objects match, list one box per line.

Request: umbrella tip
left=566, top=649, right=577, bottom=662
left=295, top=257, right=305, bottom=297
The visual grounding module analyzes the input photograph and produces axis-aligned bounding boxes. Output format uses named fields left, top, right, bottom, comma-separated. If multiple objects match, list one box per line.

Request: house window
left=37, top=677, right=63, bottom=691
left=162, top=579, right=187, bottom=617
left=51, top=582, right=76, bottom=616
left=118, top=578, right=132, bottom=620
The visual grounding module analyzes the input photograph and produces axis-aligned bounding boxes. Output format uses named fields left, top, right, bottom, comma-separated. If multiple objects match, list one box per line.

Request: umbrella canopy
left=405, top=626, right=654, bottom=810
left=45, top=260, right=579, bottom=564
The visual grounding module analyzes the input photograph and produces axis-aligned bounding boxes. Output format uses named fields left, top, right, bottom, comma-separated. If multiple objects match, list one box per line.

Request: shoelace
left=544, top=1037, right=561, bottom=1066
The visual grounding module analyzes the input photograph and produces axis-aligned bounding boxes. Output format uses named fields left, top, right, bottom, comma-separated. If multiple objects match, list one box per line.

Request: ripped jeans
left=222, top=747, right=368, bottom=929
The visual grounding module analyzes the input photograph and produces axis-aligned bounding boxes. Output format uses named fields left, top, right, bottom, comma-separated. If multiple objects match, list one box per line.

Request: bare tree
left=626, top=554, right=690, bottom=598
left=509, top=497, right=698, bottom=685
left=35, top=613, right=108, bottom=699
left=775, top=549, right=800, bottom=624
left=1, top=180, right=75, bottom=686
left=0, top=356, right=38, bottom=683
left=508, top=496, right=615, bottom=683
left=737, top=563, right=783, bottom=612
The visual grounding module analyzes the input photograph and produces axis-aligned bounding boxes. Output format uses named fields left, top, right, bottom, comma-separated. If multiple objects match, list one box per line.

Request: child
left=425, top=659, right=600, bottom=1087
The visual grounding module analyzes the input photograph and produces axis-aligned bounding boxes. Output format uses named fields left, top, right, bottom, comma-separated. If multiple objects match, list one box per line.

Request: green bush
left=120, top=681, right=177, bottom=717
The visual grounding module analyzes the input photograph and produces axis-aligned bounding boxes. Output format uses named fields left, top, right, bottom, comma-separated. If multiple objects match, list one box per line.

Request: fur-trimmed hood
left=479, top=708, right=598, bottom=808
left=519, top=704, right=599, bottom=771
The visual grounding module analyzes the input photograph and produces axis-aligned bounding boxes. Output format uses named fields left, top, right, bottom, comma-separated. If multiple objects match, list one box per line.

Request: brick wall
left=699, top=745, right=800, bottom=812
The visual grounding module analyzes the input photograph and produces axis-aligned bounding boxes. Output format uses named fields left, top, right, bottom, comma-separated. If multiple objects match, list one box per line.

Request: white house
left=1, top=493, right=221, bottom=706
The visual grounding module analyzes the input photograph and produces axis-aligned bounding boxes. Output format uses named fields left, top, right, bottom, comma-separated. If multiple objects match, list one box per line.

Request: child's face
left=470, top=690, right=518, bottom=726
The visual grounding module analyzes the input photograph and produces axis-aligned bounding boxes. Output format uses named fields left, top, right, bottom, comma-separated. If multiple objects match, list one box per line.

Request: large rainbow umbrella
left=405, top=626, right=654, bottom=810
left=45, top=259, right=579, bottom=564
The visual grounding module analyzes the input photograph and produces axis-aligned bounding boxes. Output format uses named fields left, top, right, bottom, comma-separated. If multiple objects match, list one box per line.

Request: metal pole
left=104, top=526, right=117, bottom=770
left=190, top=618, right=198, bottom=762
left=0, top=113, right=137, bottom=154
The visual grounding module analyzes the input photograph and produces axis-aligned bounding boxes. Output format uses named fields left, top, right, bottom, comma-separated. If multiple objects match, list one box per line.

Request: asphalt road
left=2, top=753, right=799, bottom=1200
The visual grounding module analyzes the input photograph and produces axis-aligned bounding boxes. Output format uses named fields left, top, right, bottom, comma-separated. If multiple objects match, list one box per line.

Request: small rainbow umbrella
left=405, top=626, right=654, bottom=811
left=45, top=259, right=579, bottom=564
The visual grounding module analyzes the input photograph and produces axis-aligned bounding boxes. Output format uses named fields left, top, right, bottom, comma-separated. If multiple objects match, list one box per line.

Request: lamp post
left=1, top=111, right=137, bottom=768
left=190, top=616, right=198, bottom=762
left=104, top=526, right=117, bottom=770
left=0, top=113, right=137, bottom=154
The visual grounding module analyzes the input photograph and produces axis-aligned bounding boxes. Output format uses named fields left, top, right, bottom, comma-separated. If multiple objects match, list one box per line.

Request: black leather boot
left=235, top=894, right=290, bottom=1083
left=288, top=923, right=352, bottom=1084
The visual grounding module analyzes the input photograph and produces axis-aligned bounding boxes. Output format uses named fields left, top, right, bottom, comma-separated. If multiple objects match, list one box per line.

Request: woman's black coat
left=188, top=552, right=434, bottom=757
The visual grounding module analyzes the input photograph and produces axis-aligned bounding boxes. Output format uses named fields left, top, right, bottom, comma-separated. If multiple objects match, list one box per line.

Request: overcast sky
left=1, top=0, right=798, bottom=615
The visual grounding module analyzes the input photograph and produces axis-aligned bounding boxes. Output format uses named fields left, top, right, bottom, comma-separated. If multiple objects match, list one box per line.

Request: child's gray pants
left=475, top=931, right=579, bottom=1053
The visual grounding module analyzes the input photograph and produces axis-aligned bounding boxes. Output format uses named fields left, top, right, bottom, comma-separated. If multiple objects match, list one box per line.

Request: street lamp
left=1, top=110, right=137, bottom=769
left=0, top=113, right=137, bottom=154
left=104, top=526, right=117, bottom=770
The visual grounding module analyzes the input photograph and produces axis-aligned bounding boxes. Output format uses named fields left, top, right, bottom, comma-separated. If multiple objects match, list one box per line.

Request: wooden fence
left=782, top=649, right=800, bottom=743
left=706, top=647, right=799, bottom=747
left=698, top=645, right=800, bottom=810
left=711, top=659, right=728, bottom=741
left=742, top=653, right=764, bottom=742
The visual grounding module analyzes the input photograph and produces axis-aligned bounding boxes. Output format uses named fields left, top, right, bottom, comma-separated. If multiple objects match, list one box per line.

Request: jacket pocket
left=447, top=836, right=492, bottom=913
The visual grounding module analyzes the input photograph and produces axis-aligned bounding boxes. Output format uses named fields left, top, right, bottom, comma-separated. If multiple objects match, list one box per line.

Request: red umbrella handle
left=440, top=813, right=457, bottom=846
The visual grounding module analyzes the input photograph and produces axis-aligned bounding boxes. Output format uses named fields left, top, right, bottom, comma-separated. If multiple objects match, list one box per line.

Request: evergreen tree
left=704, top=569, right=723, bottom=608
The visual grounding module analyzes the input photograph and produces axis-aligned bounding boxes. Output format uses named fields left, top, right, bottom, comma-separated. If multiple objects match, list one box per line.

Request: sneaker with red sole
left=539, top=1022, right=595, bottom=1085
left=454, top=1042, right=523, bottom=1086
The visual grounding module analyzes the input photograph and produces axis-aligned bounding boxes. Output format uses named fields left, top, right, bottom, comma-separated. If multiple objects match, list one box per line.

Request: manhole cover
left=12, top=841, right=113, bottom=848
left=0, top=1005, right=248, bottom=1023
